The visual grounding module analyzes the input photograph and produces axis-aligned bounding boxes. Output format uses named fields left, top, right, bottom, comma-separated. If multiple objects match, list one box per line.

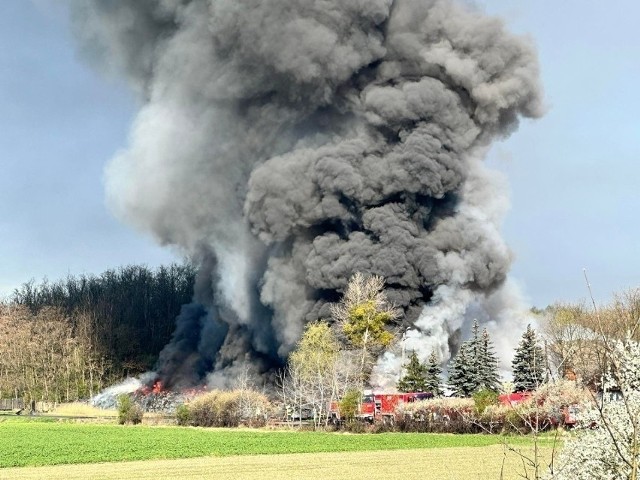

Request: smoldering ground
left=69, top=0, right=543, bottom=389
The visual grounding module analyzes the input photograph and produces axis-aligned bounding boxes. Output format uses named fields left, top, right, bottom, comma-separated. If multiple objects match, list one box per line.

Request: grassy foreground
left=0, top=417, right=552, bottom=468
left=0, top=446, right=556, bottom=480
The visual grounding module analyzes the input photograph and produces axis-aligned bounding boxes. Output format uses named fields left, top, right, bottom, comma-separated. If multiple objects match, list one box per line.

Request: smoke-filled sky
left=1, top=0, right=639, bottom=314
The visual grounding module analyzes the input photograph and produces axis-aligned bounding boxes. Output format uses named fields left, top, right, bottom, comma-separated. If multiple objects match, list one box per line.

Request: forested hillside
left=1, top=264, right=195, bottom=402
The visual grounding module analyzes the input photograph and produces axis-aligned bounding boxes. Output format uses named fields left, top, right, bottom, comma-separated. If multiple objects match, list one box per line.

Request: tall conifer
left=425, top=351, right=443, bottom=396
left=478, top=328, right=501, bottom=392
left=448, top=342, right=476, bottom=397
left=397, top=351, right=428, bottom=392
left=512, top=324, right=545, bottom=392
left=449, top=320, right=501, bottom=396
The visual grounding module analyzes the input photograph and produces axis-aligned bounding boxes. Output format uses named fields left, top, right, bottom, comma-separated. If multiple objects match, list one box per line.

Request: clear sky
left=1, top=0, right=638, bottom=307
left=481, top=0, right=640, bottom=307
left=0, top=1, right=179, bottom=298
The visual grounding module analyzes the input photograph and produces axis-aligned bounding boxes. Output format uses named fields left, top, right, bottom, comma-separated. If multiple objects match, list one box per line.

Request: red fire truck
left=499, top=391, right=578, bottom=427
left=498, top=392, right=532, bottom=406
left=329, top=391, right=434, bottom=423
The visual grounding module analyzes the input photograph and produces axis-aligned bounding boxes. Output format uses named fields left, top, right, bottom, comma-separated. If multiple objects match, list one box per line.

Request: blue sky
left=1, top=1, right=638, bottom=307
left=481, top=0, right=640, bottom=306
left=0, top=1, right=178, bottom=297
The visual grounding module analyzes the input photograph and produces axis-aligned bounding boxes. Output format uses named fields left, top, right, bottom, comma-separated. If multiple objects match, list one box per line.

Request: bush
left=398, top=398, right=476, bottom=433
left=117, top=394, right=143, bottom=425
left=189, top=391, right=240, bottom=427
left=475, top=402, right=552, bottom=434
left=237, top=389, right=272, bottom=427
left=185, top=389, right=271, bottom=428
left=473, top=388, right=498, bottom=415
left=371, top=420, right=397, bottom=433
left=175, top=404, right=191, bottom=426
left=395, top=380, right=591, bottom=434
left=343, top=420, right=368, bottom=433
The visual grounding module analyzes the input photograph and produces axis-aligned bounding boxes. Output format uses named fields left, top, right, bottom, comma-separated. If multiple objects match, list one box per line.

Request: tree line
left=281, top=271, right=548, bottom=427
left=397, top=320, right=544, bottom=398
left=3, top=260, right=636, bottom=419
left=1, top=263, right=195, bottom=402
left=399, top=289, right=640, bottom=401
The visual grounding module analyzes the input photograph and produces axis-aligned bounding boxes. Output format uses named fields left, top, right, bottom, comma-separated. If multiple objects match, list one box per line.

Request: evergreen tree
left=424, top=351, right=443, bottom=396
left=512, top=324, right=545, bottom=392
left=397, top=351, right=428, bottom=392
left=468, top=320, right=482, bottom=388
left=477, top=328, right=501, bottom=392
left=448, top=342, right=476, bottom=397
left=448, top=321, right=501, bottom=396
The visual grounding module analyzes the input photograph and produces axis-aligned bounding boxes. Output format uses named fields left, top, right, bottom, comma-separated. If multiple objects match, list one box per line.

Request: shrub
left=371, top=420, right=397, bottom=433
left=188, top=391, right=240, bottom=427
left=473, top=388, right=499, bottom=415
left=398, top=398, right=476, bottom=433
left=476, top=402, right=552, bottom=434
left=185, top=389, right=271, bottom=428
left=395, top=380, right=591, bottom=435
left=343, top=419, right=367, bottom=433
left=530, top=379, right=591, bottom=425
left=237, top=388, right=272, bottom=427
left=117, top=394, right=143, bottom=425
left=175, top=404, right=191, bottom=426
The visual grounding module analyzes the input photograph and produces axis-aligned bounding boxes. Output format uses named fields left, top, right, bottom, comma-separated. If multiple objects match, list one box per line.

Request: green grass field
left=0, top=417, right=554, bottom=468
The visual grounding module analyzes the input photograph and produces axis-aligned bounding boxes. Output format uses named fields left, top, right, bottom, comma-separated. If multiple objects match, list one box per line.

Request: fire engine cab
left=329, top=391, right=433, bottom=423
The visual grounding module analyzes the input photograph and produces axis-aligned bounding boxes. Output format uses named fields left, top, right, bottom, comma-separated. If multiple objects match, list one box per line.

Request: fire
left=136, top=379, right=207, bottom=398
left=136, top=380, right=165, bottom=396
left=182, top=385, right=208, bottom=398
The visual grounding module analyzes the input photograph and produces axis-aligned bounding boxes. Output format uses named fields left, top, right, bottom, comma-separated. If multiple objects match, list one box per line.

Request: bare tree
left=0, top=305, right=108, bottom=404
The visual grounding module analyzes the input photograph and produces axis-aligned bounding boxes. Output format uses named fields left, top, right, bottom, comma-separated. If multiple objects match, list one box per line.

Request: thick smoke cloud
left=70, top=0, right=542, bottom=388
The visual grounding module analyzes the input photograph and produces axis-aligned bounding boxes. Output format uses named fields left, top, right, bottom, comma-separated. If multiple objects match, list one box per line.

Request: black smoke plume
left=70, top=0, right=543, bottom=388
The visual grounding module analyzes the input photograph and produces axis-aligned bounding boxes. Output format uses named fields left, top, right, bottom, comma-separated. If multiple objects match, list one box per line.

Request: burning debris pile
left=91, top=375, right=206, bottom=413
left=132, top=381, right=206, bottom=413
left=70, top=0, right=543, bottom=389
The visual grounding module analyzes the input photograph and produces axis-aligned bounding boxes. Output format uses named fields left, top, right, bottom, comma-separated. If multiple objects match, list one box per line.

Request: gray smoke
left=69, top=0, right=542, bottom=389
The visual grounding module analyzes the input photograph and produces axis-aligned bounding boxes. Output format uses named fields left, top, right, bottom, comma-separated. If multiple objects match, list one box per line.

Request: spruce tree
left=477, top=328, right=501, bottom=392
left=512, top=324, right=545, bottom=392
left=468, top=320, right=482, bottom=388
left=448, top=342, right=476, bottom=397
left=424, top=351, right=443, bottom=396
left=448, top=321, right=501, bottom=396
left=397, top=351, right=428, bottom=392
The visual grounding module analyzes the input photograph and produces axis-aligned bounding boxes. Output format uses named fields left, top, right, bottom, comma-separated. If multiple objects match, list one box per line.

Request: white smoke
left=90, top=372, right=156, bottom=409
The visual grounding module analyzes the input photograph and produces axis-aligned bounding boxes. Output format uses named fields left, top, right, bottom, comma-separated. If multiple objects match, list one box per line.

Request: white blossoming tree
left=549, top=336, right=640, bottom=480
